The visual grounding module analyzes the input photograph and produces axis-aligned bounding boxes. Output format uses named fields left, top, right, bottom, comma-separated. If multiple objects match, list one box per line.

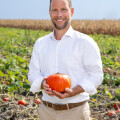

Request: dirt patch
left=0, top=86, right=120, bottom=120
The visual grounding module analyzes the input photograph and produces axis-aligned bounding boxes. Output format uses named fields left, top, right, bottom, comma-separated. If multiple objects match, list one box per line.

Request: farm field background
left=0, top=20, right=120, bottom=120
left=0, top=19, right=120, bottom=35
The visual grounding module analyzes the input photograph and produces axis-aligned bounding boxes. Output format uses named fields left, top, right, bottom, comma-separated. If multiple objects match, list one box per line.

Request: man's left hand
left=52, top=85, right=85, bottom=99
left=52, top=88, right=73, bottom=99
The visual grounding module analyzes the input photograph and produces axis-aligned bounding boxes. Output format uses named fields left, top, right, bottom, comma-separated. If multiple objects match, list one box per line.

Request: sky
left=0, top=0, right=120, bottom=20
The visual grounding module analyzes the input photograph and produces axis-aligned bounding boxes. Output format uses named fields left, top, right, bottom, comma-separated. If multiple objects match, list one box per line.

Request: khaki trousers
left=38, top=102, right=91, bottom=120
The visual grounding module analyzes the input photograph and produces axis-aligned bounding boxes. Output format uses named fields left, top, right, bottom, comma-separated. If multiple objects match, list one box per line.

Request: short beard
left=51, top=19, right=69, bottom=30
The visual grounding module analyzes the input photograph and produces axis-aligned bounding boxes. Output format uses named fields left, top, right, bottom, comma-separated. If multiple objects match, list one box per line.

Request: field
left=0, top=25, right=120, bottom=120
left=0, top=19, right=120, bottom=35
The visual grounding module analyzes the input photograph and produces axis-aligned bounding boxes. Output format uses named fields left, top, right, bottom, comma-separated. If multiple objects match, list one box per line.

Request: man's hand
left=41, top=78, right=85, bottom=98
left=41, top=77, right=54, bottom=96
left=53, top=85, right=85, bottom=99
left=52, top=88, right=73, bottom=99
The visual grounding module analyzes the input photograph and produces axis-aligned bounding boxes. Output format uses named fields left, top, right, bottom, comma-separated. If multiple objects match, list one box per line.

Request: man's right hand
left=41, top=77, right=55, bottom=96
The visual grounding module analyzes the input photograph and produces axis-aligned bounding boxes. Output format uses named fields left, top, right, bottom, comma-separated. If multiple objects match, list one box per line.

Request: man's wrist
left=41, top=79, right=45, bottom=89
left=72, top=85, right=85, bottom=96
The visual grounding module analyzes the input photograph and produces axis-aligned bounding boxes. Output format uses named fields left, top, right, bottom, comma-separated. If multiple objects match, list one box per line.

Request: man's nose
left=57, top=11, right=62, bottom=17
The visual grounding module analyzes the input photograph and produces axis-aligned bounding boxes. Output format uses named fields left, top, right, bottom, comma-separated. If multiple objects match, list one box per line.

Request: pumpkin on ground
left=18, top=99, right=26, bottom=106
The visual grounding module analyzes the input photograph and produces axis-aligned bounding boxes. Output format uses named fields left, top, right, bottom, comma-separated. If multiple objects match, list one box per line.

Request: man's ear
left=71, top=8, right=74, bottom=17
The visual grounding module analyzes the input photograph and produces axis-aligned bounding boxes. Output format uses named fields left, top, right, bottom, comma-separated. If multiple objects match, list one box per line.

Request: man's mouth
left=57, top=19, right=63, bottom=22
left=55, top=18, right=64, bottom=22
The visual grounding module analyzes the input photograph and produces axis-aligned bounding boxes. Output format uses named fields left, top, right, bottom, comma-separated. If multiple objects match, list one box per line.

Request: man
left=28, top=0, right=103, bottom=119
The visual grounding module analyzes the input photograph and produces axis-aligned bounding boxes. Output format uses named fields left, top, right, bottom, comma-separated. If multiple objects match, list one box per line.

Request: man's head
left=49, top=0, right=72, bottom=11
left=49, top=0, right=74, bottom=30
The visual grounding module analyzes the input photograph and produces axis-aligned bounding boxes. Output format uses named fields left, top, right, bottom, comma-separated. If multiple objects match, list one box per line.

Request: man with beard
left=28, top=0, right=103, bottom=119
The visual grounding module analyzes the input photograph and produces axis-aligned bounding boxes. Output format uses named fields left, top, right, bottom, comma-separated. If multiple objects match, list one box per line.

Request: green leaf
left=115, top=62, right=120, bottom=66
left=10, top=75, right=15, bottom=81
left=105, top=85, right=113, bottom=98
left=116, top=88, right=120, bottom=93
left=23, top=83, right=30, bottom=89
left=0, top=71, right=4, bottom=77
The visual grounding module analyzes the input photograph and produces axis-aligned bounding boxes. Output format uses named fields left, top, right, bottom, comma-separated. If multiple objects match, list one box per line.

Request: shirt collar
left=64, top=26, right=73, bottom=37
left=50, top=26, right=74, bottom=40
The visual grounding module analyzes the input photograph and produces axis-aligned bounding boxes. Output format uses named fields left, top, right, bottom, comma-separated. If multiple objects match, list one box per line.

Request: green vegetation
left=0, top=27, right=120, bottom=119
left=0, top=27, right=51, bottom=94
left=0, top=27, right=120, bottom=94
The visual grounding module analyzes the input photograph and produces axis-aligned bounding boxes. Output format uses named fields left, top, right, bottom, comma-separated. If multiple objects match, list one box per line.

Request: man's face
left=49, top=0, right=74, bottom=30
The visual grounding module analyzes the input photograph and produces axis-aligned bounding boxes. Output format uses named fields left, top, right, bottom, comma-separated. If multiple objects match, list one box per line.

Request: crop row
left=0, top=19, right=120, bottom=35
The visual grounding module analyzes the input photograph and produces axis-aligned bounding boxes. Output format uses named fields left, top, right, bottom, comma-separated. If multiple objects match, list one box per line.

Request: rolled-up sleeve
left=79, top=39, right=103, bottom=95
left=28, top=41, right=44, bottom=94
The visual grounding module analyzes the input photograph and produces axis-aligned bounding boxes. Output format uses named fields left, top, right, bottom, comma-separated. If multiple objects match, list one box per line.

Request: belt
left=42, top=100, right=87, bottom=110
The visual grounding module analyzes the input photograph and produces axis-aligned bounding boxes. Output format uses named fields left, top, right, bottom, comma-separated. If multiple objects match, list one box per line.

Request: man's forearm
left=71, top=85, right=85, bottom=96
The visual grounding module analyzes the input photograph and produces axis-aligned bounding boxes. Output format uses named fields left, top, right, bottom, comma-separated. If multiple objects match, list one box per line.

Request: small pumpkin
left=35, top=99, right=41, bottom=104
left=47, top=73, right=71, bottom=92
left=18, top=99, right=26, bottom=106
left=3, top=97, right=9, bottom=101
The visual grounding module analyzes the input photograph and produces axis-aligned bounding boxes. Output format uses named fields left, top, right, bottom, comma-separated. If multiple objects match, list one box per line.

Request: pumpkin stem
left=56, top=72, right=60, bottom=74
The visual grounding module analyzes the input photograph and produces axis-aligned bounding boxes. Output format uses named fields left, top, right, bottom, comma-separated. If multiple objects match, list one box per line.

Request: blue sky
left=0, top=0, right=120, bottom=20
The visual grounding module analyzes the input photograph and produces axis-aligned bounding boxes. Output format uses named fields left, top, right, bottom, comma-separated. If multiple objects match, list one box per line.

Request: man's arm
left=78, top=38, right=103, bottom=95
left=28, top=41, right=44, bottom=94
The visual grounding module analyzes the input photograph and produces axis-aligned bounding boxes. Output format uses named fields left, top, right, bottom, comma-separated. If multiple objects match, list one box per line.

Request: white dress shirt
left=28, top=26, right=103, bottom=104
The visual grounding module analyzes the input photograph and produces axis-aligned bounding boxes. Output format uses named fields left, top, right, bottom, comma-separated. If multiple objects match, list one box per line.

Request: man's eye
left=53, top=9, right=57, bottom=12
left=62, top=9, right=67, bottom=11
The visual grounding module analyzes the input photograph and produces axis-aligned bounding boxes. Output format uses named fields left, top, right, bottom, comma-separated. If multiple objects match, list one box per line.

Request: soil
left=0, top=85, right=120, bottom=120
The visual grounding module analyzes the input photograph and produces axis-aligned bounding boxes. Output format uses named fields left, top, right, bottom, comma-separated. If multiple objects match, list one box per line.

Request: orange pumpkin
left=47, top=73, right=71, bottom=92
left=18, top=99, right=26, bottom=106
